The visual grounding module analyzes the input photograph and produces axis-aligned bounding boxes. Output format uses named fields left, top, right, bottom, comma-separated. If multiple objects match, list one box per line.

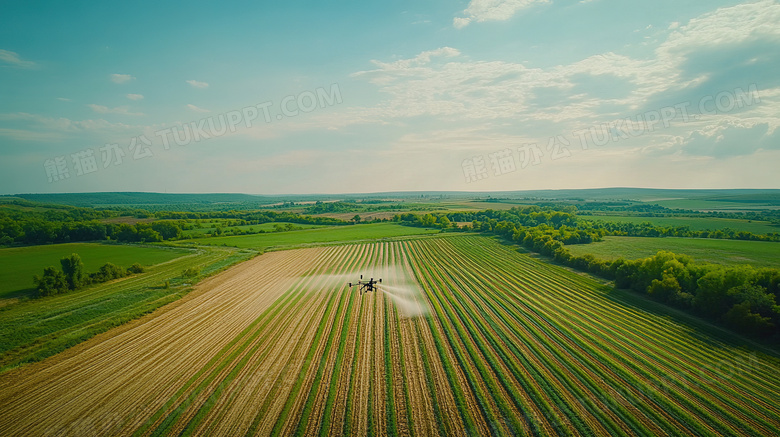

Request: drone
left=349, top=275, right=382, bottom=295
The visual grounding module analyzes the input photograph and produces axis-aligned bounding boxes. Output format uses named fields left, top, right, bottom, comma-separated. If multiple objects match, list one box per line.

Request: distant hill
left=4, top=188, right=779, bottom=210
left=6, top=192, right=279, bottom=208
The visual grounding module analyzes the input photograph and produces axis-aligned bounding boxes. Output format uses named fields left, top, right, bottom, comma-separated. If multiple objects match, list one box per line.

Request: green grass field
left=567, top=236, right=780, bottom=267
left=179, top=223, right=442, bottom=250
left=583, top=214, right=780, bottom=234
left=0, top=245, right=255, bottom=372
left=0, top=243, right=188, bottom=299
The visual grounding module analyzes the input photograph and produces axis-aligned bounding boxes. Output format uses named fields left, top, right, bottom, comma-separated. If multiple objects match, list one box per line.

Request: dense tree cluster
left=34, top=253, right=143, bottom=297
left=612, top=254, right=779, bottom=337
left=0, top=219, right=182, bottom=245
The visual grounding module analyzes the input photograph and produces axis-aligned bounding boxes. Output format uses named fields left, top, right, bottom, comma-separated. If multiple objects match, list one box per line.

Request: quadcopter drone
left=349, top=275, right=382, bottom=295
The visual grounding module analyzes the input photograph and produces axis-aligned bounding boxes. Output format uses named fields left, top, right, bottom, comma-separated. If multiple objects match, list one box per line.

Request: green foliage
left=127, top=263, right=145, bottom=274
left=33, top=255, right=141, bottom=298
left=33, top=266, right=69, bottom=296
left=136, top=226, right=163, bottom=242
left=648, top=274, right=682, bottom=302
left=725, top=302, right=774, bottom=337
left=151, top=221, right=183, bottom=240
left=60, top=253, right=87, bottom=290
left=91, top=262, right=127, bottom=283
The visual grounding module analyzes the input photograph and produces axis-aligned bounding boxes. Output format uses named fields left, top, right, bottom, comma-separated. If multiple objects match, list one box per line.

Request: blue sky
left=1, top=0, right=778, bottom=194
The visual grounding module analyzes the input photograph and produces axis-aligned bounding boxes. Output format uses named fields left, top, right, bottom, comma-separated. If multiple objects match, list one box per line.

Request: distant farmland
left=1, top=235, right=778, bottom=435
left=566, top=236, right=780, bottom=268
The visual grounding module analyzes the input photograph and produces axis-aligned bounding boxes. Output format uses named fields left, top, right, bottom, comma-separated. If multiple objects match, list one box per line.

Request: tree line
left=0, top=209, right=347, bottom=246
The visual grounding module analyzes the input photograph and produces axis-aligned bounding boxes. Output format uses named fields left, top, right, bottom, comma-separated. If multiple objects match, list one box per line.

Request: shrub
left=34, top=267, right=69, bottom=296
left=92, top=262, right=127, bottom=283
left=127, top=263, right=145, bottom=274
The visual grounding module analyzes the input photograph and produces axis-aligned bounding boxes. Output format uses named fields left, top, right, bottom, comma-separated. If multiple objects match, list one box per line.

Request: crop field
left=582, top=214, right=779, bottom=234
left=0, top=243, right=188, bottom=299
left=567, top=236, right=780, bottom=268
left=1, top=235, right=778, bottom=435
left=180, top=222, right=441, bottom=250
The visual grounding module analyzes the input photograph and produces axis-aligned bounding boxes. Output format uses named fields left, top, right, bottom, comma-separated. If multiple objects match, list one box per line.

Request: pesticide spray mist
left=380, top=283, right=430, bottom=318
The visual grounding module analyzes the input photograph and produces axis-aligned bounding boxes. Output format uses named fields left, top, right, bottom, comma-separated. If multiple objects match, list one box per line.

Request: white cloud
left=56, top=97, right=71, bottom=102
left=659, top=1, right=780, bottom=56
left=366, top=47, right=461, bottom=71
left=186, top=104, right=210, bottom=113
left=87, top=104, right=144, bottom=116
left=352, top=1, right=780, bottom=129
left=110, top=73, right=134, bottom=84
left=454, top=0, right=550, bottom=28
left=0, top=49, right=36, bottom=68
left=353, top=49, right=619, bottom=122
left=126, top=93, right=144, bottom=101
left=453, top=17, right=471, bottom=29
left=186, top=79, right=209, bottom=89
